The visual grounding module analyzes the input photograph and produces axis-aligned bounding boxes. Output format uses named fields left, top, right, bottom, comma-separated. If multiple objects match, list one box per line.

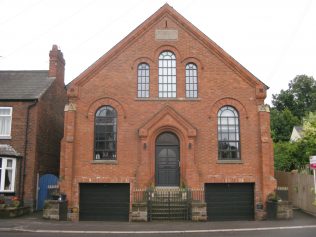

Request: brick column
left=258, top=104, right=277, bottom=203
left=60, top=102, right=77, bottom=208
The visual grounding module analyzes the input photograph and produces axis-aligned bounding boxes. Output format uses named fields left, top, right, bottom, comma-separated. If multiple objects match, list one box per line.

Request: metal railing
left=132, top=188, right=147, bottom=203
left=190, top=188, right=205, bottom=202
left=132, top=187, right=206, bottom=221
left=147, top=187, right=190, bottom=221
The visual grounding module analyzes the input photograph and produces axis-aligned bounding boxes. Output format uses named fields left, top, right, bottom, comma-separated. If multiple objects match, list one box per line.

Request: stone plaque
left=155, top=29, right=178, bottom=40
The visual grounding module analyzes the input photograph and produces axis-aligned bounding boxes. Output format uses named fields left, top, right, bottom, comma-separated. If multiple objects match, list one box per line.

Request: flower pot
left=266, top=200, right=277, bottom=220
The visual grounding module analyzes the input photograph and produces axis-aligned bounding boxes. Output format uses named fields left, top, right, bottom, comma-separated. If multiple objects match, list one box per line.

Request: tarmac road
left=1, top=227, right=316, bottom=237
left=0, top=209, right=315, bottom=237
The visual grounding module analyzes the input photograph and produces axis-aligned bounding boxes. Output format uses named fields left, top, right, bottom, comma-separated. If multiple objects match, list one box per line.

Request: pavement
left=0, top=209, right=315, bottom=234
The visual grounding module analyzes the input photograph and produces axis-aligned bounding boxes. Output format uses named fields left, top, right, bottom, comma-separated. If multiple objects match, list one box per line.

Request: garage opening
left=79, top=183, right=130, bottom=221
left=205, top=183, right=254, bottom=221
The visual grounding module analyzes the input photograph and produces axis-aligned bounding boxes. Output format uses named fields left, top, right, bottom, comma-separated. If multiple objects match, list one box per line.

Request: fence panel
left=275, top=171, right=316, bottom=215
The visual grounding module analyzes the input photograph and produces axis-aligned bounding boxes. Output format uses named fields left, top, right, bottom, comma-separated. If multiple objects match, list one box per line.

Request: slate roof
left=0, top=144, right=21, bottom=157
left=0, top=70, right=55, bottom=100
left=294, top=126, right=303, bottom=136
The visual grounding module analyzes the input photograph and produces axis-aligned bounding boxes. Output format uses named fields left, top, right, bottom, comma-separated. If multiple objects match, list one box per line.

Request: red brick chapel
left=60, top=4, right=276, bottom=221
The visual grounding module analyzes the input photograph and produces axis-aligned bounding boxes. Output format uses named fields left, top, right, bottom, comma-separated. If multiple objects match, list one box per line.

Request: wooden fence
left=275, top=171, right=316, bottom=216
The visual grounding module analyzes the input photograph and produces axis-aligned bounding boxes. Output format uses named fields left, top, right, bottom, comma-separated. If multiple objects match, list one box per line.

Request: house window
left=137, top=63, right=150, bottom=98
left=0, top=157, right=16, bottom=192
left=218, top=106, right=240, bottom=160
left=94, top=106, right=117, bottom=160
left=185, top=63, right=198, bottom=98
left=158, top=51, right=176, bottom=98
left=0, top=107, right=12, bottom=138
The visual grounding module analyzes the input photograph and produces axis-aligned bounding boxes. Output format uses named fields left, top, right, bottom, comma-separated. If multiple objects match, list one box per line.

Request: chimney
left=48, top=45, right=65, bottom=84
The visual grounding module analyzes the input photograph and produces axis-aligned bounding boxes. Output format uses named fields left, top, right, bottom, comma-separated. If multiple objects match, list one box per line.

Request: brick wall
left=60, top=6, right=276, bottom=219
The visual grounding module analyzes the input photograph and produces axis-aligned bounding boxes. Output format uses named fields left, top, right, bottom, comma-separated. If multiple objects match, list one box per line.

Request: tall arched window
left=158, top=51, right=176, bottom=98
left=217, top=106, right=240, bottom=160
left=95, top=106, right=117, bottom=160
left=137, top=63, right=150, bottom=98
left=185, top=63, right=198, bottom=98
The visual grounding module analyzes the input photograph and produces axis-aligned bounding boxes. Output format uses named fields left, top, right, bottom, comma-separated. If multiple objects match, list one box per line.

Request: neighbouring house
left=0, top=45, right=67, bottom=210
left=60, top=4, right=276, bottom=221
left=290, top=126, right=303, bottom=142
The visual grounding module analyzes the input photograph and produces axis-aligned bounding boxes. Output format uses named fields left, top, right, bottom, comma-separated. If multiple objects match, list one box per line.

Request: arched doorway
left=155, top=132, right=180, bottom=186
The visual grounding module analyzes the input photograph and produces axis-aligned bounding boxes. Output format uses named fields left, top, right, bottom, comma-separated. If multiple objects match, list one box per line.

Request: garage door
left=79, top=183, right=130, bottom=221
left=205, top=183, right=254, bottom=221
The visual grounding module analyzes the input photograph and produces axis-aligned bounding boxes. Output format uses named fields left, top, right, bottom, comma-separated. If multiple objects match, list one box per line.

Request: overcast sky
left=0, top=0, right=315, bottom=104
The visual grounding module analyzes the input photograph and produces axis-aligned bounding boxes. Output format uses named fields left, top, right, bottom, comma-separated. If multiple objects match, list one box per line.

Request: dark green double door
left=205, top=183, right=254, bottom=221
left=79, top=183, right=130, bottom=221
left=155, top=132, right=180, bottom=186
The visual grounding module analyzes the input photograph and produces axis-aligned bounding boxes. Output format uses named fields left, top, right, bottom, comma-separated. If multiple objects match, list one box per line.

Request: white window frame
left=0, top=157, right=17, bottom=192
left=0, top=107, right=13, bottom=139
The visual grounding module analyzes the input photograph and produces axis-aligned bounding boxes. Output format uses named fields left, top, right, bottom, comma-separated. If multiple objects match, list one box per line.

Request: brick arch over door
left=136, top=106, right=200, bottom=188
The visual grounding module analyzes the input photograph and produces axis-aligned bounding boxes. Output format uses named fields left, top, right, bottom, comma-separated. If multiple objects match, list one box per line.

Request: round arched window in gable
left=158, top=51, right=176, bottom=98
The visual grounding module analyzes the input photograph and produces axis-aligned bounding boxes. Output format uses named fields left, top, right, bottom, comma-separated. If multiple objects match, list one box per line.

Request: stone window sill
left=91, top=160, right=118, bottom=165
left=0, top=136, right=12, bottom=140
left=135, top=98, right=201, bottom=102
left=217, top=160, right=244, bottom=164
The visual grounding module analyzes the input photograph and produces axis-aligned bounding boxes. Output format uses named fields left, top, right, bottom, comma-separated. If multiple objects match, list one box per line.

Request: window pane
left=0, top=108, right=11, bottom=116
left=7, top=159, right=12, bottom=168
left=0, top=117, right=11, bottom=136
left=167, top=84, right=172, bottom=92
left=4, top=169, right=12, bottom=190
left=172, top=84, right=176, bottom=92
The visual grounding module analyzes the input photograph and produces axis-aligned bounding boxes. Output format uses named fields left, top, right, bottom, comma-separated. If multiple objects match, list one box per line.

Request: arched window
left=94, top=106, right=117, bottom=160
left=217, top=106, right=240, bottom=160
left=137, top=63, right=149, bottom=98
left=185, top=63, right=198, bottom=98
left=158, top=51, right=176, bottom=98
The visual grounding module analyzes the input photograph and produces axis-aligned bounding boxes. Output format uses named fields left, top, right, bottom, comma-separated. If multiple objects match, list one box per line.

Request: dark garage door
left=80, top=183, right=130, bottom=221
left=205, top=183, right=254, bottom=221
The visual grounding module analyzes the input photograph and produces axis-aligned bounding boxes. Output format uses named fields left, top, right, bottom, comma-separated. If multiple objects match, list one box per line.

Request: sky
left=0, top=0, right=315, bottom=104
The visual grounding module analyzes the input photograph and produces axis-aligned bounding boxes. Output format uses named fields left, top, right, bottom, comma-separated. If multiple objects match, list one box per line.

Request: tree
left=274, top=112, right=316, bottom=171
left=274, top=142, right=299, bottom=171
left=270, top=108, right=300, bottom=142
left=272, top=75, right=316, bottom=119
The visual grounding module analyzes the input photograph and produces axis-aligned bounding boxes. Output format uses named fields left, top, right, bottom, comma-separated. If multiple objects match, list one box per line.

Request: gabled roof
left=70, top=3, right=267, bottom=89
left=290, top=126, right=303, bottom=142
left=294, top=126, right=303, bottom=134
left=0, top=70, right=54, bottom=100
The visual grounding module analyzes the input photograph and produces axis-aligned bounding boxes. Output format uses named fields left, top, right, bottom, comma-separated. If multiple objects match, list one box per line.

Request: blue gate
left=37, top=174, right=58, bottom=210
